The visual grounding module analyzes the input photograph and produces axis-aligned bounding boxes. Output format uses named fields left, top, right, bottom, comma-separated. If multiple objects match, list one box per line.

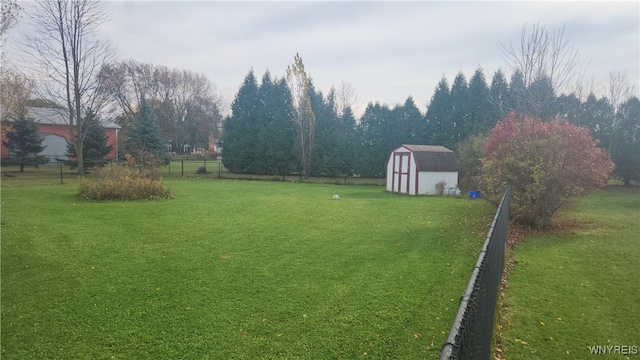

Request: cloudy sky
left=7, top=1, right=640, bottom=116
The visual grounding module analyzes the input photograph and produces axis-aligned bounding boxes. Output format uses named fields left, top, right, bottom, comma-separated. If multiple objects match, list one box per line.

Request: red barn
left=1, top=107, right=120, bottom=163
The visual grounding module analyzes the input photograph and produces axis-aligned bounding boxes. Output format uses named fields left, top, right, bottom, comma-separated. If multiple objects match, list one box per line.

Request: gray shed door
left=41, top=134, right=69, bottom=163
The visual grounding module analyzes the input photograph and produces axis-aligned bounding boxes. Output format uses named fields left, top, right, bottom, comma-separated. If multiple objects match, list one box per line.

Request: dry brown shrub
left=78, top=164, right=171, bottom=200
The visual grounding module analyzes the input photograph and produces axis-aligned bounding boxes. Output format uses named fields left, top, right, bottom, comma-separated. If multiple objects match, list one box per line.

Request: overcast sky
left=7, top=1, right=640, bottom=117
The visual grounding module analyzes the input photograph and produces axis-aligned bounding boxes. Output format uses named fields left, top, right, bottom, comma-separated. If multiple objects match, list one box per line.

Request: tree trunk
left=75, top=139, right=84, bottom=175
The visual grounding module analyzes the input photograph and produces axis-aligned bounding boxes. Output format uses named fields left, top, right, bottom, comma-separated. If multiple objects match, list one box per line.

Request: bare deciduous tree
left=334, top=81, right=360, bottom=117
left=607, top=70, right=636, bottom=113
left=604, top=69, right=637, bottom=157
left=100, top=60, right=224, bottom=154
left=502, top=23, right=582, bottom=119
left=0, top=0, right=21, bottom=36
left=286, top=53, right=315, bottom=178
left=24, top=0, right=116, bottom=174
left=0, top=71, right=31, bottom=124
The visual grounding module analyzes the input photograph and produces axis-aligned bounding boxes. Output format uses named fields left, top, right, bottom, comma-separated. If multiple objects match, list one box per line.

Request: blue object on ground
left=469, top=191, right=481, bottom=199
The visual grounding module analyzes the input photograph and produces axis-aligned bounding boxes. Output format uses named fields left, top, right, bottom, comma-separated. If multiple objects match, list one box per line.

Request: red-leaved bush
left=482, top=113, right=614, bottom=227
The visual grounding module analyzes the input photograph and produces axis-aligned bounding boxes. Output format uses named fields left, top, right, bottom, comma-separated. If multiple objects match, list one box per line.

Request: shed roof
left=401, top=144, right=459, bottom=172
left=27, top=107, right=120, bottom=129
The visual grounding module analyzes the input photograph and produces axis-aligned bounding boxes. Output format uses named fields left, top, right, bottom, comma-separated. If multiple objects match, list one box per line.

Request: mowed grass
left=1, top=178, right=492, bottom=359
left=500, top=187, right=640, bottom=359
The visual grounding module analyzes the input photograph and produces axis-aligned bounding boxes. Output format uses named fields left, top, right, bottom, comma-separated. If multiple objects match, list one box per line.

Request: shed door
left=393, top=152, right=410, bottom=194
left=42, top=134, right=69, bottom=164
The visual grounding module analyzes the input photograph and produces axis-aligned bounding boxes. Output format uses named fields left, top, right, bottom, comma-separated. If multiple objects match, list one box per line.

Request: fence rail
left=440, top=185, right=511, bottom=360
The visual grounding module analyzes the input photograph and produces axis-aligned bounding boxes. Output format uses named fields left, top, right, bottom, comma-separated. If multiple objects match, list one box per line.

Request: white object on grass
left=333, top=194, right=339, bottom=200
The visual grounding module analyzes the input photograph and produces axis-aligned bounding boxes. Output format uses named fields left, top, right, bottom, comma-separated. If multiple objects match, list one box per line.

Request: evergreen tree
left=425, top=77, right=451, bottom=146
left=526, top=75, right=556, bottom=120
left=490, top=69, right=510, bottom=120
left=448, top=72, right=470, bottom=148
left=340, top=106, right=358, bottom=174
left=3, top=114, right=47, bottom=171
left=555, top=93, right=581, bottom=123
left=341, top=106, right=357, bottom=137
left=66, top=111, right=113, bottom=168
left=259, top=73, right=297, bottom=176
left=393, top=96, right=424, bottom=145
left=612, top=96, right=640, bottom=185
left=355, top=102, right=393, bottom=177
left=125, top=97, right=167, bottom=167
left=466, top=68, right=495, bottom=137
left=222, top=69, right=262, bottom=173
left=507, top=70, right=526, bottom=115
left=578, top=93, right=614, bottom=142
left=311, top=83, right=346, bottom=177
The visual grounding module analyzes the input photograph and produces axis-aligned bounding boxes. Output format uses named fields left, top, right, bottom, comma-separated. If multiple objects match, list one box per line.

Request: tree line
left=222, top=62, right=639, bottom=185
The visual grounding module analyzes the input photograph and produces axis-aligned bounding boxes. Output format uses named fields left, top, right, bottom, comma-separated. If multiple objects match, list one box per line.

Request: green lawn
left=499, top=187, right=640, bottom=359
left=1, top=177, right=492, bottom=359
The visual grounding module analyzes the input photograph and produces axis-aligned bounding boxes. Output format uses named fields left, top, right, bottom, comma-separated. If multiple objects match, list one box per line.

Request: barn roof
left=27, top=107, right=120, bottom=129
left=402, top=144, right=459, bottom=172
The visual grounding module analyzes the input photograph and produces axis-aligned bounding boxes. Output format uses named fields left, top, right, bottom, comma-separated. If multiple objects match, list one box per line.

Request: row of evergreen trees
left=222, top=67, right=639, bottom=183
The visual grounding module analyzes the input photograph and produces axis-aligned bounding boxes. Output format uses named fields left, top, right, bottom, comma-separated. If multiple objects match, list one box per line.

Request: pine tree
left=426, top=77, right=452, bottom=147
left=555, top=93, right=581, bottom=123
left=466, top=68, right=495, bottom=136
left=393, top=96, right=424, bottom=145
left=508, top=70, right=526, bottom=115
left=222, top=69, right=262, bottom=173
left=340, top=106, right=357, bottom=174
left=3, top=115, right=47, bottom=171
left=125, top=97, right=167, bottom=167
left=449, top=72, right=470, bottom=147
left=355, top=102, right=393, bottom=177
left=311, top=83, right=345, bottom=177
left=490, top=69, right=510, bottom=120
left=612, top=96, right=640, bottom=185
left=259, top=73, right=297, bottom=176
left=66, top=111, right=113, bottom=168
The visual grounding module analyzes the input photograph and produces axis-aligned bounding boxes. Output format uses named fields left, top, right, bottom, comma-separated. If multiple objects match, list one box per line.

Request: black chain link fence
left=159, top=160, right=386, bottom=186
left=440, top=185, right=511, bottom=360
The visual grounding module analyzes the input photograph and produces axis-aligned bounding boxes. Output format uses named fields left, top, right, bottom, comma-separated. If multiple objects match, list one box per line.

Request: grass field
left=499, top=187, right=640, bottom=359
left=1, top=174, right=492, bottom=359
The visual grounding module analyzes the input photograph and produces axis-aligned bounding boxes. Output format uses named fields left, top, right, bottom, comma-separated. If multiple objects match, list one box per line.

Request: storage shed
left=386, top=145, right=459, bottom=195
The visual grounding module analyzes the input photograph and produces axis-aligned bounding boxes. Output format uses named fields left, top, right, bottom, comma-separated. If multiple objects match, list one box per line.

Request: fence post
left=204, top=159, right=207, bottom=173
left=59, top=160, right=63, bottom=184
left=218, top=162, right=221, bottom=178
left=181, top=160, right=184, bottom=177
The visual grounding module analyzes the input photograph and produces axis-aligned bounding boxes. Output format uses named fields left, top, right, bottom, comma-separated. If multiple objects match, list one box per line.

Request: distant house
left=386, top=145, right=459, bottom=195
left=1, top=107, right=120, bottom=164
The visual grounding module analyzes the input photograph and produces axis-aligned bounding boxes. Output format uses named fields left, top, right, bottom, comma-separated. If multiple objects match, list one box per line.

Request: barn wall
left=1, top=124, right=119, bottom=162
left=418, top=171, right=458, bottom=195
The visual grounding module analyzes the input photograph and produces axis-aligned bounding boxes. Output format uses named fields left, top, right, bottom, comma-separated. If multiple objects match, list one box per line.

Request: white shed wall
left=418, top=171, right=458, bottom=195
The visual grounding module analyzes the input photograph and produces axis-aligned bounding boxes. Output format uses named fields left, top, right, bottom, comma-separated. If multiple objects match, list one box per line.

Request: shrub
left=482, top=113, right=614, bottom=227
left=78, top=164, right=172, bottom=200
left=435, top=180, right=446, bottom=195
